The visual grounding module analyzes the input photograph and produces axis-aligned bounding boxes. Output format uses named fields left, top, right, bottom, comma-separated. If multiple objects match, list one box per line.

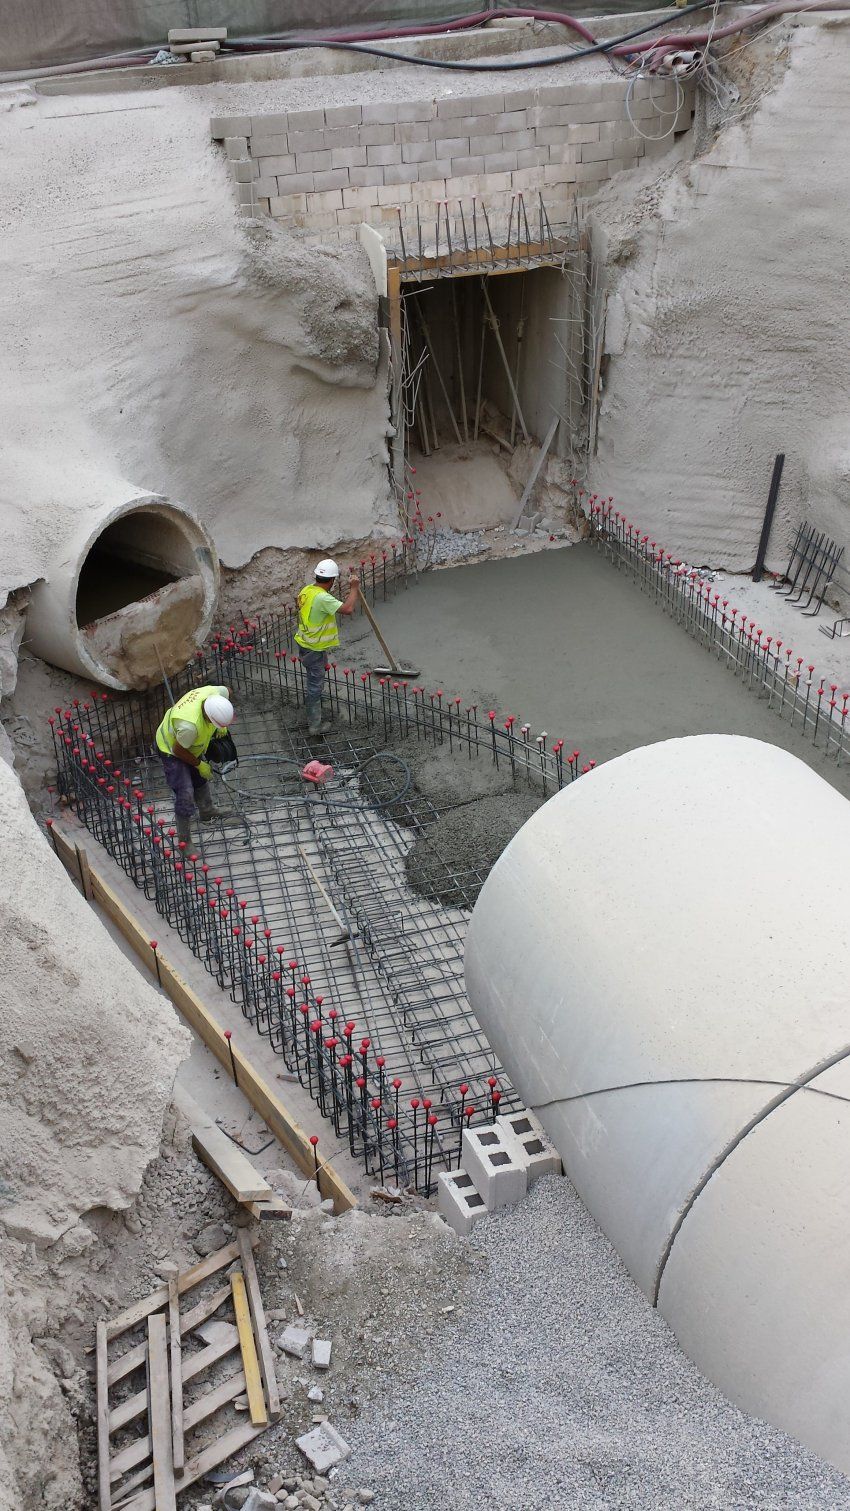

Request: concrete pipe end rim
left=71, top=497, right=220, bottom=691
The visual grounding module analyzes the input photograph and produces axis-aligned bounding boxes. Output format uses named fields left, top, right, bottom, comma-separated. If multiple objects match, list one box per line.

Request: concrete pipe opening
left=26, top=495, right=219, bottom=690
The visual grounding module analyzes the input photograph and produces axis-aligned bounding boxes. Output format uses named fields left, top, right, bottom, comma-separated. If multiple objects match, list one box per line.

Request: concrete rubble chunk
left=278, top=1325, right=312, bottom=1358
left=307, top=1385, right=324, bottom=1403
left=194, top=1221, right=230, bottom=1256
left=195, top=1319, right=239, bottom=1348
left=296, top=1422, right=351, bottom=1473
left=311, top=1337, right=332, bottom=1370
left=241, top=1492, right=277, bottom=1511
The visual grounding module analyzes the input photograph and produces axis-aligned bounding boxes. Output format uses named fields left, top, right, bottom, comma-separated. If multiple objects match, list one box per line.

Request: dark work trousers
left=160, top=753, right=207, bottom=818
left=299, top=646, right=328, bottom=719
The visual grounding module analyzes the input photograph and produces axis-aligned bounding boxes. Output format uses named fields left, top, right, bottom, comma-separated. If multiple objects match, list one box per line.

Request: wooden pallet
left=97, top=1234, right=279, bottom=1510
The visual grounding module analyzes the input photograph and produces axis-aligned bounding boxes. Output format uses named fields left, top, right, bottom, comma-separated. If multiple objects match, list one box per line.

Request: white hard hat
left=315, top=558, right=340, bottom=580
left=204, top=694, right=234, bottom=728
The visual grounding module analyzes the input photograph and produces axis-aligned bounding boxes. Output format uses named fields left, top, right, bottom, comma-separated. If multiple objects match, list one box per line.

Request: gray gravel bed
left=348, top=1177, right=850, bottom=1510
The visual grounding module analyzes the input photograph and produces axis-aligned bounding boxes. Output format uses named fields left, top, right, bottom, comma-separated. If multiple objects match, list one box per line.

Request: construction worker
left=295, top=559, right=359, bottom=735
left=155, top=684, right=234, bottom=844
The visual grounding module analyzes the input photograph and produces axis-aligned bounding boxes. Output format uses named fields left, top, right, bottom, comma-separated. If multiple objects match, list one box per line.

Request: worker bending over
left=295, top=559, right=359, bottom=736
left=156, top=684, right=234, bottom=844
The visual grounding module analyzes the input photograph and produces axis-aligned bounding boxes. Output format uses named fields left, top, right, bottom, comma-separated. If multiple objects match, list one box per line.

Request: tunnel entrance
left=384, top=201, right=600, bottom=537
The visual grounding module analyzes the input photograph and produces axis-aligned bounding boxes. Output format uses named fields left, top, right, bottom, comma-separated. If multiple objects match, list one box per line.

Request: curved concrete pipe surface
left=26, top=493, right=219, bottom=690
left=465, top=734, right=850, bottom=1475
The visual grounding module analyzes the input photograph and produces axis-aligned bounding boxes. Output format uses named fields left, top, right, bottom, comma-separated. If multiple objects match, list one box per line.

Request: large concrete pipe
left=465, top=734, right=850, bottom=1474
left=26, top=493, right=219, bottom=690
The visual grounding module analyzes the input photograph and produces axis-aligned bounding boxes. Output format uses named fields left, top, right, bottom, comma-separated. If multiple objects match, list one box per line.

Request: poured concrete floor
left=344, top=544, right=850, bottom=800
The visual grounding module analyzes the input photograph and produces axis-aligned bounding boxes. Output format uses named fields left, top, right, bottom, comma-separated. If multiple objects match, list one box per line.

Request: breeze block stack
left=438, top=1108, right=562, bottom=1236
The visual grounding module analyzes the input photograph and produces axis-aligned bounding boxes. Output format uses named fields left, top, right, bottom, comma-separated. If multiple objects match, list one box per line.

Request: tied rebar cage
left=47, top=600, right=589, bottom=1196
left=588, top=498, right=850, bottom=766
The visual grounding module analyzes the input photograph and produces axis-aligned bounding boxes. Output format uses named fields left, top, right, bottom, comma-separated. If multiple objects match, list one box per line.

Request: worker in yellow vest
left=295, top=559, right=359, bottom=736
left=155, top=683, right=234, bottom=844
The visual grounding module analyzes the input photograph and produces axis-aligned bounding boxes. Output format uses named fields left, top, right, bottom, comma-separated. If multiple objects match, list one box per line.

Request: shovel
left=358, top=590, right=420, bottom=677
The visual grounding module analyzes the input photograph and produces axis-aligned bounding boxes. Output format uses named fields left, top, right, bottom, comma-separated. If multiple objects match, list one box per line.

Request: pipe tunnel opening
left=75, top=511, right=193, bottom=628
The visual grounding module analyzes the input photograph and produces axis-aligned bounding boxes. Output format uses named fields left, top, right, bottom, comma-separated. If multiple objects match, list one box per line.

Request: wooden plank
left=108, top=1284, right=231, bottom=1387
left=109, top=1370, right=246, bottom=1485
left=510, top=411, right=560, bottom=531
left=110, top=1332, right=240, bottom=1434
left=106, top=1240, right=245, bottom=1341
left=146, top=1316, right=176, bottom=1511
left=166, top=1280, right=184, bottom=1475
left=48, top=826, right=356, bottom=1216
left=75, top=842, right=93, bottom=899
left=230, top=1272, right=268, bottom=1427
left=96, top=1320, right=112, bottom=1511
left=119, top=1421, right=269, bottom=1511
left=237, top=1229, right=280, bottom=1421
left=245, top=1197, right=291, bottom=1222
left=191, top=1124, right=273, bottom=1203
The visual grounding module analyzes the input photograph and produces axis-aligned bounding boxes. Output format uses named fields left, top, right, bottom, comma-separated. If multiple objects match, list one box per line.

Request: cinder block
left=210, top=114, right=251, bottom=139
left=250, top=133, right=290, bottom=158
left=451, top=155, right=485, bottom=178
left=438, top=1170, right=488, bottom=1237
left=453, top=112, right=496, bottom=136
left=307, top=188, right=345, bottom=212
left=366, top=143, right=402, bottom=167
left=482, top=171, right=512, bottom=193
left=544, top=162, right=578, bottom=185
left=573, top=160, right=609, bottom=183
left=398, top=120, right=431, bottom=144
left=258, top=154, right=296, bottom=176
left=502, top=87, right=536, bottom=111
left=410, top=177, right=446, bottom=202
left=581, top=139, right=617, bottom=163
left=359, top=122, right=397, bottom=147
left=484, top=150, right=518, bottom=174
left=331, top=145, right=367, bottom=169
left=312, top=1337, right=332, bottom=1370
left=504, top=127, right=535, bottom=151
left=254, top=176, right=278, bottom=199
left=273, top=179, right=313, bottom=201
left=232, top=159, right=258, bottom=182
left=349, top=166, right=384, bottom=189
left=433, top=136, right=469, bottom=159
left=257, top=197, right=271, bottom=216
left=224, top=136, right=248, bottom=159
left=250, top=113, right=289, bottom=135
left=428, top=157, right=453, bottom=180
left=324, top=103, right=362, bottom=127
left=278, top=1325, right=312, bottom=1358
left=396, top=99, right=436, bottom=123
left=401, top=139, right=435, bottom=165
left=362, top=101, right=399, bottom=124
left=438, top=92, right=502, bottom=118
left=496, top=1111, right=562, bottom=1186
left=287, top=107, right=325, bottom=132
left=236, top=182, right=256, bottom=204
left=512, top=166, right=545, bottom=191
left=342, top=184, right=379, bottom=209
left=536, top=125, right=571, bottom=148
left=517, top=146, right=549, bottom=169
left=324, top=125, right=360, bottom=150
left=289, top=129, right=327, bottom=155
left=469, top=134, right=503, bottom=158
left=295, top=150, right=332, bottom=173
left=494, top=110, right=526, bottom=133
left=376, top=181, right=412, bottom=205
left=270, top=191, right=309, bottom=215
left=312, top=169, right=349, bottom=192
left=609, top=155, right=640, bottom=174
left=384, top=163, right=418, bottom=186
left=567, top=123, right=600, bottom=145
left=462, top=1127, right=527, bottom=1210
left=171, top=25, right=227, bottom=42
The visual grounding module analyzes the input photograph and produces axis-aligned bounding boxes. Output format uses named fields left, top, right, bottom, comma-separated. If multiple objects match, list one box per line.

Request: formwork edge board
left=46, top=824, right=357, bottom=1214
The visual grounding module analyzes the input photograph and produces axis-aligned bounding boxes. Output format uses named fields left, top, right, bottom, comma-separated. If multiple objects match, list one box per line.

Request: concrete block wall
left=211, top=77, right=694, bottom=237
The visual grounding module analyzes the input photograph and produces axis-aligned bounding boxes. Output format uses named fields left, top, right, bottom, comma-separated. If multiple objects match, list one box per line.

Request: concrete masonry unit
left=465, top=732, right=850, bottom=1476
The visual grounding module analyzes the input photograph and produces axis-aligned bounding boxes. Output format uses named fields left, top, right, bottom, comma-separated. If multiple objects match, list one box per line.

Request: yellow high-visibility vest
left=155, top=685, right=222, bottom=758
left=294, top=582, right=341, bottom=652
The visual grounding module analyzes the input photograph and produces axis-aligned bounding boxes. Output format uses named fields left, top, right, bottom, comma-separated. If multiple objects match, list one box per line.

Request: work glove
left=198, top=759, right=212, bottom=780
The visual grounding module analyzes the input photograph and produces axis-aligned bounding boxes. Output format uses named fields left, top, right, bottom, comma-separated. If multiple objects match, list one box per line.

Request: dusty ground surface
left=350, top=1176, right=850, bottom=1510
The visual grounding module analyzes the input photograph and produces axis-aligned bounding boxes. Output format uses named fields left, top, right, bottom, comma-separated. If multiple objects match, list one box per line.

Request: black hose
left=223, top=2, right=724, bottom=71
left=221, top=751, right=412, bottom=809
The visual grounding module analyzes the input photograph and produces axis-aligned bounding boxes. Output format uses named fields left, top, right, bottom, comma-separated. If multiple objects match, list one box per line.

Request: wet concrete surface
left=343, top=544, right=850, bottom=801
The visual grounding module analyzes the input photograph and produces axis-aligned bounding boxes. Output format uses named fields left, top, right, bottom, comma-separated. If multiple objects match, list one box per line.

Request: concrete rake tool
left=358, top=591, right=420, bottom=677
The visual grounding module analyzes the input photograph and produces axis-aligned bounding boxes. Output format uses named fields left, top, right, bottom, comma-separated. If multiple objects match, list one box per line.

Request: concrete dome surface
left=465, top=734, right=850, bottom=1473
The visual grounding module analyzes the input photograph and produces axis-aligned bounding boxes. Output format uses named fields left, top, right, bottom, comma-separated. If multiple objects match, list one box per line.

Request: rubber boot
left=196, top=782, right=223, bottom=822
left=306, top=697, right=330, bottom=737
left=176, top=814, right=192, bottom=846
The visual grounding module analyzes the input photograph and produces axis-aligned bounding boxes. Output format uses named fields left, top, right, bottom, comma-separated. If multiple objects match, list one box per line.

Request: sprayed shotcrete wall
left=214, top=76, right=695, bottom=236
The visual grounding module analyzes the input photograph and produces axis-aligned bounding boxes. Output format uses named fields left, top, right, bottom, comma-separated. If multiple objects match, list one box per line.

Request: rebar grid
left=48, top=616, right=589, bottom=1193
left=589, top=499, right=850, bottom=765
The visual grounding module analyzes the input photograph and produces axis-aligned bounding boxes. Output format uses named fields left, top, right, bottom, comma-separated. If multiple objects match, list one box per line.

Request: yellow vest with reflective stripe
left=155, top=685, right=220, bottom=758
left=295, top=582, right=340, bottom=652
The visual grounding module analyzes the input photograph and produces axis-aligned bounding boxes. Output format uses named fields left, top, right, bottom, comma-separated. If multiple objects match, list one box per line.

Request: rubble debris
left=296, top=1423, right=351, bottom=1474
left=278, top=1325, right=312, bottom=1359
left=311, top=1338, right=332, bottom=1371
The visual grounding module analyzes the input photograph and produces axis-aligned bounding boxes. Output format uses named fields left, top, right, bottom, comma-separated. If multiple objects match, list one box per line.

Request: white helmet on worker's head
left=315, top=558, right=340, bottom=582
left=204, top=694, right=234, bottom=729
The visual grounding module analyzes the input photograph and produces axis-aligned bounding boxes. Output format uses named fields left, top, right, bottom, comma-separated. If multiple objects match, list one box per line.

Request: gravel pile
left=349, top=1177, right=850, bottom=1510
